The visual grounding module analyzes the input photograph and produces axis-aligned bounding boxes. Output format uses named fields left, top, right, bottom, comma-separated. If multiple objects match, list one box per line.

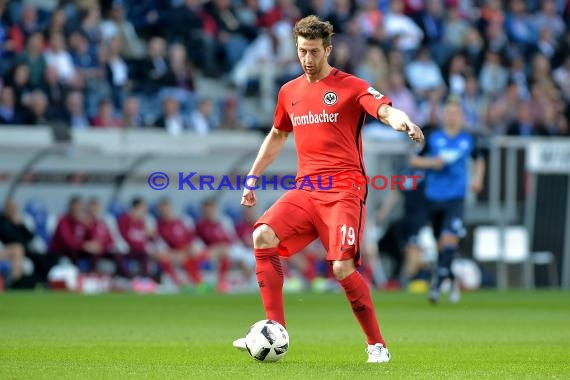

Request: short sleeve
left=355, top=80, right=392, bottom=119
left=273, top=88, right=293, bottom=132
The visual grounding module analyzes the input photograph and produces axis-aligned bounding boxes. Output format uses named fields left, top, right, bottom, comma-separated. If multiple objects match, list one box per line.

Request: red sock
left=160, top=260, right=182, bottom=285
left=183, top=257, right=202, bottom=284
left=218, top=256, right=230, bottom=283
left=302, top=260, right=316, bottom=282
left=339, top=270, right=386, bottom=346
left=254, top=247, right=285, bottom=327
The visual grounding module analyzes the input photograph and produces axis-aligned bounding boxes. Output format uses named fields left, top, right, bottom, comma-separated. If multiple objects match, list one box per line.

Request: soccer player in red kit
left=232, top=15, right=423, bottom=363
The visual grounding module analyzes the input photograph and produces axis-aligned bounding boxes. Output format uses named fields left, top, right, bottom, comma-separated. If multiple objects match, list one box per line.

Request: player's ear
left=325, top=45, right=332, bottom=58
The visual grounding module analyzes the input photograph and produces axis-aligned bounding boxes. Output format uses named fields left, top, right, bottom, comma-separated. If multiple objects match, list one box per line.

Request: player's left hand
left=405, top=123, right=424, bottom=143
left=383, top=107, right=424, bottom=143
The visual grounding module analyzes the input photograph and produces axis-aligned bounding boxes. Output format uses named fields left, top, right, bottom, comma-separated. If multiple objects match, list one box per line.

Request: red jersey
left=49, top=214, right=89, bottom=254
left=195, top=219, right=232, bottom=247
left=158, top=218, right=195, bottom=250
left=118, top=214, right=147, bottom=253
left=88, top=219, right=114, bottom=253
left=273, top=68, right=391, bottom=201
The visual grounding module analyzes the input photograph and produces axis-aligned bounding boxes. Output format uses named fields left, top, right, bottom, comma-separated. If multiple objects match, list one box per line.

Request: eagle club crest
left=323, top=91, right=337, bottom=106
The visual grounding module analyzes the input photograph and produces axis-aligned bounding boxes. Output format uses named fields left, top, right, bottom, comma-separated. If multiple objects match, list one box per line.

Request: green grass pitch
left=1, top=290, right=569, bottom=379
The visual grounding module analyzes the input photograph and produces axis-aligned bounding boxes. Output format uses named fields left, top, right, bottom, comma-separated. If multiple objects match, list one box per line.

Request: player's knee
left=252, top=224, right=279, bottom=249
left=331, top=260, right=356, bottom=281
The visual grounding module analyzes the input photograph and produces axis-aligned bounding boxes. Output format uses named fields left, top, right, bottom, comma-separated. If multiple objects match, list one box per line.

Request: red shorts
left=255, top=189, right=366, bottom=266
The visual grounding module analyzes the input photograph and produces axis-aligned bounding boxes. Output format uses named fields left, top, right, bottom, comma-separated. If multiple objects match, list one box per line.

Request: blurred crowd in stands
left=0, top=195, right=330, bottom=293
left=0, top=0, right=567, bottom=136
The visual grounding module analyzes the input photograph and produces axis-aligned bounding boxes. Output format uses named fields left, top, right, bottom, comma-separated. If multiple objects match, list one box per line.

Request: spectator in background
left=405, top=46, right=445, bottom=98
left=0, top=86, right=20, bottom=124
left=479, top=51, right=509, bottom=99
left=326, top=0, right=353, bottom=35
left=385, top=71, right=418, bottom=119
left=445, top=53, right=469, bottom=96
left=553, top=56, right=570, bottom=103
left=443, top=5, right=470, bottom=55
left=18, top=5, right=42, bottom=41
left=117, top=197, right=157, bottom=279
left=43, top=33, right=81, bottom=88
left=166, top=43, right=195, bottom=93
left=195, top=198, right=255, bottom=292
left=99, top=0, right=145, bottom=59
left=156, top=197, right=206, bottom=287
left=384, top=0, right=424, bottom=56
left=0, top=239, right=25, bottom=285
left=533, top=0, right=565, bottom=41
left=3, top=63, right=31, bottom=111
left=205, top=0, right=258, bottom=73
left=487, top=81, right=521, bottom=134
left=219, top=97, right=246, bottom=131
left=505, top=0, right=537, bottom=56
left=128, top=0, right=168, bottom=39
left=461, top=74, right=490, bottom=134
left=44, top=8, right=70, bottom=41
left=41, top=65, right=67, bottom=121
left=190, top=97, right=218, bottom=135
left=0, top=0, right=20, bottom=72
left=154, top=96, right=189, bottom=135
left=91, top=98, right=123, bottom=128
left=355, top=47, right=389, bottom=90
left=79, top=6, right=103, bottom=46
left=64, top=91, right=90, bottom=129
left=121, top=95, right=142, bottom=127
left=462, top=27, right=485, bottom=72
left=14, top=32, right=46, bottom=89
left=140, top=36, right=171, bottom=94
left=507, top=102, right=550, bottom=136
left=83, top=198, right=118, bottom=273
left=167, top=0, right=213, bottom=72
left=69, top=30, right=101, bottom=82
left=49, top=196, right=102, bottom=268
left=103, top=36, right=129, bottom=109
left=0, top=199, right=56, bottom=286
left=21, top=90, right=49, bottom=125
left=415, top=0, right=446, bottom=63
left=231, top=21, right=297, bottom=113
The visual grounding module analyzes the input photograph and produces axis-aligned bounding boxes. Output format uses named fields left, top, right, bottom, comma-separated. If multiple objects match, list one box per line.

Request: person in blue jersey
left=410, top=98, right=485, bottom=303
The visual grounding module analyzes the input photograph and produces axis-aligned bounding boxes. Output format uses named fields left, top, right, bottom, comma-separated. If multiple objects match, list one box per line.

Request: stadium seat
left=23, top=199, right=56, bottom=251
left=473, top=225, right=559, bottom=287
left=107, top=200, right=127, bottom=219
left=184, top=203, right=200, bottom=220
left=223, top=203, right=242, bottom=224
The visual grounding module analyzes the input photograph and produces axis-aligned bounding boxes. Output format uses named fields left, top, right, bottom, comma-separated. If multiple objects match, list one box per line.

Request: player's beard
left=303, top=59, right=323, bottom=77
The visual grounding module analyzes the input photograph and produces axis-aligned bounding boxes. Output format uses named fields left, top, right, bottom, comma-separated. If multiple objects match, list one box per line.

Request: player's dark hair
left=294, top=15, right=334, bottom=48
left=131, top=196, right=145, bottom=208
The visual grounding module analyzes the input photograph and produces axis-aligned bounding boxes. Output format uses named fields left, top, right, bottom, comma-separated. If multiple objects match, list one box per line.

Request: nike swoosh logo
left=292, top=100, right=300, bottom=106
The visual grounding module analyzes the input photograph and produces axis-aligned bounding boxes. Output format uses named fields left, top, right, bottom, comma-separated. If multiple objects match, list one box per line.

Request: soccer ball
left=245, top=320, right=289, bottom=362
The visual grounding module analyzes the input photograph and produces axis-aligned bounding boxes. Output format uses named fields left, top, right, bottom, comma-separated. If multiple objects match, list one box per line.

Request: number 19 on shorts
left=340, top=224, right=356, bottom=245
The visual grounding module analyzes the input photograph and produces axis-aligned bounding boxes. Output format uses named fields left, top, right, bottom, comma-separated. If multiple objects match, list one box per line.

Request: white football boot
left=232, top=337, right=247, bottom=352
left=366, top=343, right=391, bottom=363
